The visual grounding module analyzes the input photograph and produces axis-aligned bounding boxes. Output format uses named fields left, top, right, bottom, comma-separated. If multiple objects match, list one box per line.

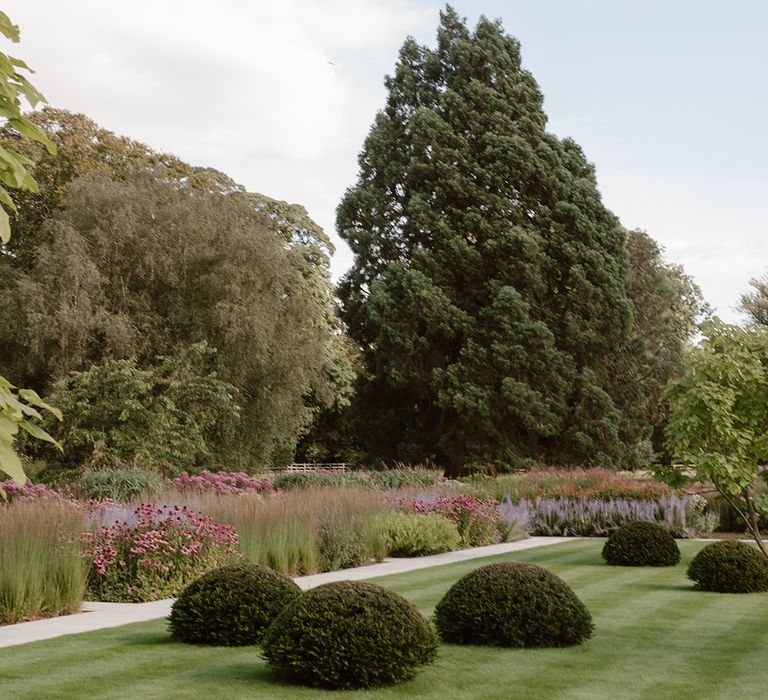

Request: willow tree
left=338, top=6, right=634, bottom=472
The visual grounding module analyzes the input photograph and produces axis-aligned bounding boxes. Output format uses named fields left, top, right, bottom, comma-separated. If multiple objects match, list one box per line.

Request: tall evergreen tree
left=338, top=6, right=635, bottom=472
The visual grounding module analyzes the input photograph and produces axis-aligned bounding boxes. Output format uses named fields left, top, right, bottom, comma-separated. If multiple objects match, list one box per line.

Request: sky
left=5, top=0, right=767, bottom=322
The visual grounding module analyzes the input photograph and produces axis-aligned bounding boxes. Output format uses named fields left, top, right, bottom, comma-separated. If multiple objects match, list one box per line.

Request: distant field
left=3, top=540, right=767, bottom=700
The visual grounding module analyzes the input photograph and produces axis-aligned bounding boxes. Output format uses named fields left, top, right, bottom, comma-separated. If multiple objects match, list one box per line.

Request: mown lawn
left=3, top=539, right=767, bottom=699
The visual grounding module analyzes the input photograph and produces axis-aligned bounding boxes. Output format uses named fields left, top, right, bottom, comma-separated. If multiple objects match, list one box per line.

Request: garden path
left=0, top=536, right=572, bottom=649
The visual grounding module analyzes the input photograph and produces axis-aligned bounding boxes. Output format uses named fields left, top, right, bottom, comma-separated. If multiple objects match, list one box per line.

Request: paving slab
left=0, top=536, right=572, bottom=649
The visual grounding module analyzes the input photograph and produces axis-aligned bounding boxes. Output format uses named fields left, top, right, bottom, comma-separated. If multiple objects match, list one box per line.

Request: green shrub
left=271, top=471, right=372, bottom=491
left=369, top=468, right=443, bottom=490
left=687, top=540, right=768, bottom=593
left=77, top=468, right=164, bottom=501
left=262, top=581, right=439, bottom=689
left=602, top=521, right=680, bottom=567
left=434, top=561, right=594, bottom=647
left=374, top=511, right=461, bottom=556
left=40, top=343, right=240, bottom=475
left=169, top=563, right=301, bottom=645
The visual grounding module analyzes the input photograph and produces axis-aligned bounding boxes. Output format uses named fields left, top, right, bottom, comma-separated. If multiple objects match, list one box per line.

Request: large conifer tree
left=338, top=6, right=635, bottom=472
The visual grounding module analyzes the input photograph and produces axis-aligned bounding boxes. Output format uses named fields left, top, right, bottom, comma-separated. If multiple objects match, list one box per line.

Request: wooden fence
left=280, top=463, right=349, bottom=473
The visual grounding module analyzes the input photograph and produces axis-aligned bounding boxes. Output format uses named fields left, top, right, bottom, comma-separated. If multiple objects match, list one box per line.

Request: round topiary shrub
left=262, top=581, right=439, bottom=689
left=602, top=521, right=680, bottom=567
left=169, top=563, right=301, bottom=646
left=434, top=561, right=593, bottom=647
left=687, top=540, right=768, bottom=593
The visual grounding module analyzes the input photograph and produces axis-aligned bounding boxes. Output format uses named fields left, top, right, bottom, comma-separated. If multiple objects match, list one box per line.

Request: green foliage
left=433, top=561, right=593, bottom=647
left=740, top=272, right=768, bottom=326
left=0, top=14, right=60, bottom=489
left=40, top=343, right=240, bottom=474
left=295, top=333, right=361, bottom=463
left=0, top=112, right=338, bottom=468
left=76, top=468, right=164, bottom=502
left=601, top=521, right=680, bottom=567
left=337, top=7, right=639, bottom=473
left=663, top=320, right=768, bottom=555
left=369, top=468, right=444, bottom=489
left=0, top=378, right=61, bottom=486
left=374, top=511, right=461, bottom=556
left=169, top=563, right=301, bottom=646
left=262, top=581, right=439, bottom=689
left=604, top=230, right=708, bottom=465
left=687, top=540, right=768, bottom=593
left=0, top=12, right=55, bottom=243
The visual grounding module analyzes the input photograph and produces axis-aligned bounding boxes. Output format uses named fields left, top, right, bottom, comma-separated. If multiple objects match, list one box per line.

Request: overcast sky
left=6, top=0, right=767, bottom=322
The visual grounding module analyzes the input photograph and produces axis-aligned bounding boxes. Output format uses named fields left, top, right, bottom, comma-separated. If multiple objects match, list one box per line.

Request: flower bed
left=0, top=479, right=61, bottom=503
left=169, top=470, right=273, bottom=495
left=462, top=467, right=672, bottom=502
left=498, top=494, right=707, bottom=538
left=405, top=494, right=505, bottom=546
left=83, top=503, right=240, bottom=602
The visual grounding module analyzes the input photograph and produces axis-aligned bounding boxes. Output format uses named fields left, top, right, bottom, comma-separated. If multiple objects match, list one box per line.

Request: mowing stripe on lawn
left=3, top=540, right=768, bottom=700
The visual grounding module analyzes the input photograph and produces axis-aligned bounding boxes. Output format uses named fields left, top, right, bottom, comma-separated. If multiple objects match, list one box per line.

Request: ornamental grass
left=0, top=499, right=88, bottom=624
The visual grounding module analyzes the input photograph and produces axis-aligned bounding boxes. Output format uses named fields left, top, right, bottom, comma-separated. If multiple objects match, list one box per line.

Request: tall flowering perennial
left=510, top=468, right=671, bottom=502
left=406, top=494, right=502, bottom=546
left=169, top=470, right=273, bottom=495
left=83, top=503, right=241, bottom=602
left=498, top=494, right=702, bottom=538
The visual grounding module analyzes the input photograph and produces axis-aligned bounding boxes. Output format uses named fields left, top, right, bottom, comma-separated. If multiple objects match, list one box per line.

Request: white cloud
left=5, top=0, right=436, bottom=274
left=597, top=167, right=768, bottom=323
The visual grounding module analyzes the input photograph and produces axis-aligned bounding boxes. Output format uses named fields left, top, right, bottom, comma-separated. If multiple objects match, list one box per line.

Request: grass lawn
left=3, top=539, right=768, bottom=699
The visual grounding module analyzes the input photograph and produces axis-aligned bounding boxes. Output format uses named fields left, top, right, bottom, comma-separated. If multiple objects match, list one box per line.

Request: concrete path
left=0, top=536, right=572, bottom=649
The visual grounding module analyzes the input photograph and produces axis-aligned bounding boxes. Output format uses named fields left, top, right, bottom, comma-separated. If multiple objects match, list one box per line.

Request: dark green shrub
left=369, top=468, right=443, bottom=489
left=262, top=581, right=439, bottom=689
left=602, top=521, right=680, bottom=566
left=687, top=540, right=768, bottom=593
left=434, top=562, right=593, bottom=647
left=169, top=563, right=301, bottom=645
left=77, top=468, right=164, bottom=501
left=374, top=511, right=461, bottom=556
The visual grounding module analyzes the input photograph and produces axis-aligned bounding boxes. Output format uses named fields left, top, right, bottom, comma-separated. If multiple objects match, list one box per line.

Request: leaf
left=18, top=418, right=62, bottom=450
left=0, top=441, right=27, bottom=485
left=0, top=204, right=9, bottom=243
left=18, top=388, right=63, bottom=420
left=0, top=12, right=20, bottom=43
left=8, top=117, right=55, bottom=153
left=0, top=414, right=19, bottom=441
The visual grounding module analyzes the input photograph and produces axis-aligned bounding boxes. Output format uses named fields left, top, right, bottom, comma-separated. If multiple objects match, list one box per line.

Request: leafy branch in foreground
left=0, top=10, right=59, bottom=485
left=662, top=320, right=768, bottom=557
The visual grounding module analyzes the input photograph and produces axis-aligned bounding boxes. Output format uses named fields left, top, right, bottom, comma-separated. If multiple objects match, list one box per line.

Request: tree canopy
left=663, top=321, right=768, bottom=557
left=338, top=7, right=649, bottom=472
left=0, top=111, right=340, bottom=467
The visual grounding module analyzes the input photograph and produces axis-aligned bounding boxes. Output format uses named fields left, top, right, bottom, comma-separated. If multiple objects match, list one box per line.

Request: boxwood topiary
left=434, top=561, right=593, bottom=647
left=262, top=580, right=439, bottom=689
left=687, top=540, right=768, bottom=593
left=602, top=521, right=680, bottom=566
left=169, top=563, right=301, bottom=646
